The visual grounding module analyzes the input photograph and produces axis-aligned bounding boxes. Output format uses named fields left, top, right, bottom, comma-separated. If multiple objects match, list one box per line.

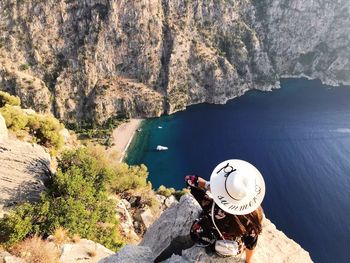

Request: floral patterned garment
left=189, top=185, right=261, bottom=253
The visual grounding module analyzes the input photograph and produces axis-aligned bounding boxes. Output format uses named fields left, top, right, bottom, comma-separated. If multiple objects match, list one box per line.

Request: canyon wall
left=0, top=0, right=348, bottom=124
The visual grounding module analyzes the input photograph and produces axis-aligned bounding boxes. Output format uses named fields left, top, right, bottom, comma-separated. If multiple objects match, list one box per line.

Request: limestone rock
left=162, top=254, right=189, bottom=263
left=99, top=245, right=153, bottom=263
left=121, top=199, right=131, bottom=209
left=0, top=138, right=51, bottom=217
left=59, top=128, right=71, bottom=144
left=60, top=239, right=114, bottom=263
left=0, top=252, right=25, bottom=263
left=171, top=218, right=313, bottom=263
left=140, top=195, right=202, bottom=259
left=0, top=64, right=51, bottom=114
left=0, top=1, right=349, bottom=124
left=165, top=195, right=178, bottom=208
left=156, top=194, right=167, bottom=205
left=115, top=199, right=139, bottom=242
left=137, top=208, right=157, bottom=229
left=0, top=113, right=8, bottom=141
left=109, top=194, right=312, bottom=263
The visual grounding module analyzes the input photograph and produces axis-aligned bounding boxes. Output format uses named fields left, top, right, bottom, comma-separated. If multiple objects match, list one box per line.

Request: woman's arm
left=184, top=175, right=212, bottom=209
left=185, top=175, right=210, bottom=190
left=245, top=248, right=254, bottom=263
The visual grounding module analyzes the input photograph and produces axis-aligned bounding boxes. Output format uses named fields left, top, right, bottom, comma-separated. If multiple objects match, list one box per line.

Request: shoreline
left=109, top=118, right=143, bottom=162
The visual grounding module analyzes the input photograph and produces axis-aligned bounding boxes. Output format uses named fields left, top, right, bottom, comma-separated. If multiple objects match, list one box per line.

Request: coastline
left=109, top=118, right=143, bottom=162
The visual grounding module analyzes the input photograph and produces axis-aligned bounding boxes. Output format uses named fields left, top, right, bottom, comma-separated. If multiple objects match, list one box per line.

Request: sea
left=126, top=78, right=350, bottom=263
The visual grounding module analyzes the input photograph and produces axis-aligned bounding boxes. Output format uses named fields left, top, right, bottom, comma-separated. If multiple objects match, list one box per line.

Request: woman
left=185, top=159, right=265, bottom=263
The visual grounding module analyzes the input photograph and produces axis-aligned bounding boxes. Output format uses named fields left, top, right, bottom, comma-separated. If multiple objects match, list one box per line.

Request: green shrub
left=0, top=91, right=20, bottom=107
left=0, top=203, right=34, bottom=245
left=20, top=63, right=30, bottom=71
left=0, top=148, right=125, bottom=251
left=156, top=185, right=176, bottom=198
left=0, top=105, right=28, bottom=132
left=0, top=104, right=64, bottom=153
left=109, top=163, right=148, bottom=193
left=27, top=115, right=64, bottom=151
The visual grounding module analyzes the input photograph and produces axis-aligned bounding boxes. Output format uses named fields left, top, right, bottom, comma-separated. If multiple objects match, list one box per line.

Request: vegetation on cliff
left=0, top=145, right=152, bottom=251
left=0, top=91, right=182, bottom=255
left=0, top=91, right=64, bottom=154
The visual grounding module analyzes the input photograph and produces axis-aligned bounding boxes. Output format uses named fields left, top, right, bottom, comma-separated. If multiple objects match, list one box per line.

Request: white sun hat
left=209, top=159, right=265, bottom=215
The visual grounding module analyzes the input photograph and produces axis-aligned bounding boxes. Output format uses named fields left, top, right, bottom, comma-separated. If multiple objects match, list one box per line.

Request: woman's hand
left=185, top=175, right=198, bottom=187
left=185, top=175, right=209, bottom=190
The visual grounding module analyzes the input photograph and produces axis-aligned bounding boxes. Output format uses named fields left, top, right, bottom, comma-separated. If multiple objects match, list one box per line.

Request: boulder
left=165, top=195, right=178, bottom=208
left=155, top=194, right=166, bottom=205
left=0, top=252, right=25, bottom=263
left=0, top=138, right=51, bottom=217
left=115, top=199, right=139, bottom=242
left=60, top=239, right=114, bottom=263
left=0, top=113, right=8, bottom=141
left=121, top=199, right=131, bottom=209
left=137, top=208, right=157, bottom=229
left=140, top=195, right=202, bottom=259
left=100, top=245, right=153, bottom=263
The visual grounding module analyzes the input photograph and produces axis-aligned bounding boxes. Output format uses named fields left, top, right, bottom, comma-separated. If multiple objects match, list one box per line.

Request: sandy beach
left=109, top=118, right=143, bottom=162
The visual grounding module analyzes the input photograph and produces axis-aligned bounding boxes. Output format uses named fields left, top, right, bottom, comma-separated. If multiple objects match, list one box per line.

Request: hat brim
left=210, top=159, right=265, bottom=215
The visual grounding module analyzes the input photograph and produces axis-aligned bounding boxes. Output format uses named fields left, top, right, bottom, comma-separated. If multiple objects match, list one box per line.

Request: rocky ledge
left=103, top=195, right=313, bottom=263
left=0, top=113, right=51, bottom=217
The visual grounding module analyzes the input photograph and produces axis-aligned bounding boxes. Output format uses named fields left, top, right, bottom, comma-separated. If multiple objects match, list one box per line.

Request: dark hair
left=233, top=207, right=263, bottom=236
left=220, top=207, right=263, bottom=237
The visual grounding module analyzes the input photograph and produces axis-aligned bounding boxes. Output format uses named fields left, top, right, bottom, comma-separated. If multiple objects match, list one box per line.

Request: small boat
left=156, top=145, right=168, bottom=151
left=158, top=126, right=163, bottom=129
left=137, top=128, right=142, bottom=132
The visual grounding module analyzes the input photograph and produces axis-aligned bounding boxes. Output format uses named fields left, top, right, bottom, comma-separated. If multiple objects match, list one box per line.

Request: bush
left=109, top=163, right=148, bottom=193
left=156, top=185, right=176, bottom=198
left=0, top=147, right=125, bottom=251
left=20, top=63, right=30, bottom=71
left=0, top=105, right=28, bottom=132
left=27, top=114, right=64, bottom=151
left=0, top=104, right=64, bottom=153
left=0, top=203, right=35, bottom=245
left=0, top=91, right=20, bottom=107
left=53, top=227, right=68, bottom=245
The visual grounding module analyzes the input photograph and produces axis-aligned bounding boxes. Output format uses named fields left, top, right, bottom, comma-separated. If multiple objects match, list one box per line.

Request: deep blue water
left=126, top=78, right=350, bottom=263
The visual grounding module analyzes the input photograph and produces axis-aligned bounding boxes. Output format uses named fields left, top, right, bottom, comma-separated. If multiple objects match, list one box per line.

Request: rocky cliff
left=0, top=113, right=52, bottom=217
left=103, top=195, right=313, bottom=263
left=0, top=0, right=349, bottom=124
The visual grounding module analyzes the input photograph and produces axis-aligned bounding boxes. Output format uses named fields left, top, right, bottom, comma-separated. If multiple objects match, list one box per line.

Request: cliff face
left=0, top=113, right=52, bottom=218
left=0, top=0, right=349, bottom=124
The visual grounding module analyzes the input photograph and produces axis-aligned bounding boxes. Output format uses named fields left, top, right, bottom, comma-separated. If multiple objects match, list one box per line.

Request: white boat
left=158, top=126, right=163, bottom=129
left=156, top=145, right=168, bottom=151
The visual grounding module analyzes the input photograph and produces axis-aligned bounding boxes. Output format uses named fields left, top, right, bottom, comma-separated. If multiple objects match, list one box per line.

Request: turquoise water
left=126, top=78, right=350, bottom=263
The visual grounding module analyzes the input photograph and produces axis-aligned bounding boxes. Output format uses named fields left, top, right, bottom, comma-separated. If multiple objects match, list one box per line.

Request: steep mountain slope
left=0, top=0, right=349, bottom=124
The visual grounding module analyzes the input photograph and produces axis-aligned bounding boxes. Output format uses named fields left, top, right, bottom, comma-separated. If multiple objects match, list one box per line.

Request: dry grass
left=87, top=249, right=97, bottom=258
left=53, top=227, right=68, bottom=245
left=71, top=233, right=81, bottom=243
left=10, top=236, right=60, bottom=263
